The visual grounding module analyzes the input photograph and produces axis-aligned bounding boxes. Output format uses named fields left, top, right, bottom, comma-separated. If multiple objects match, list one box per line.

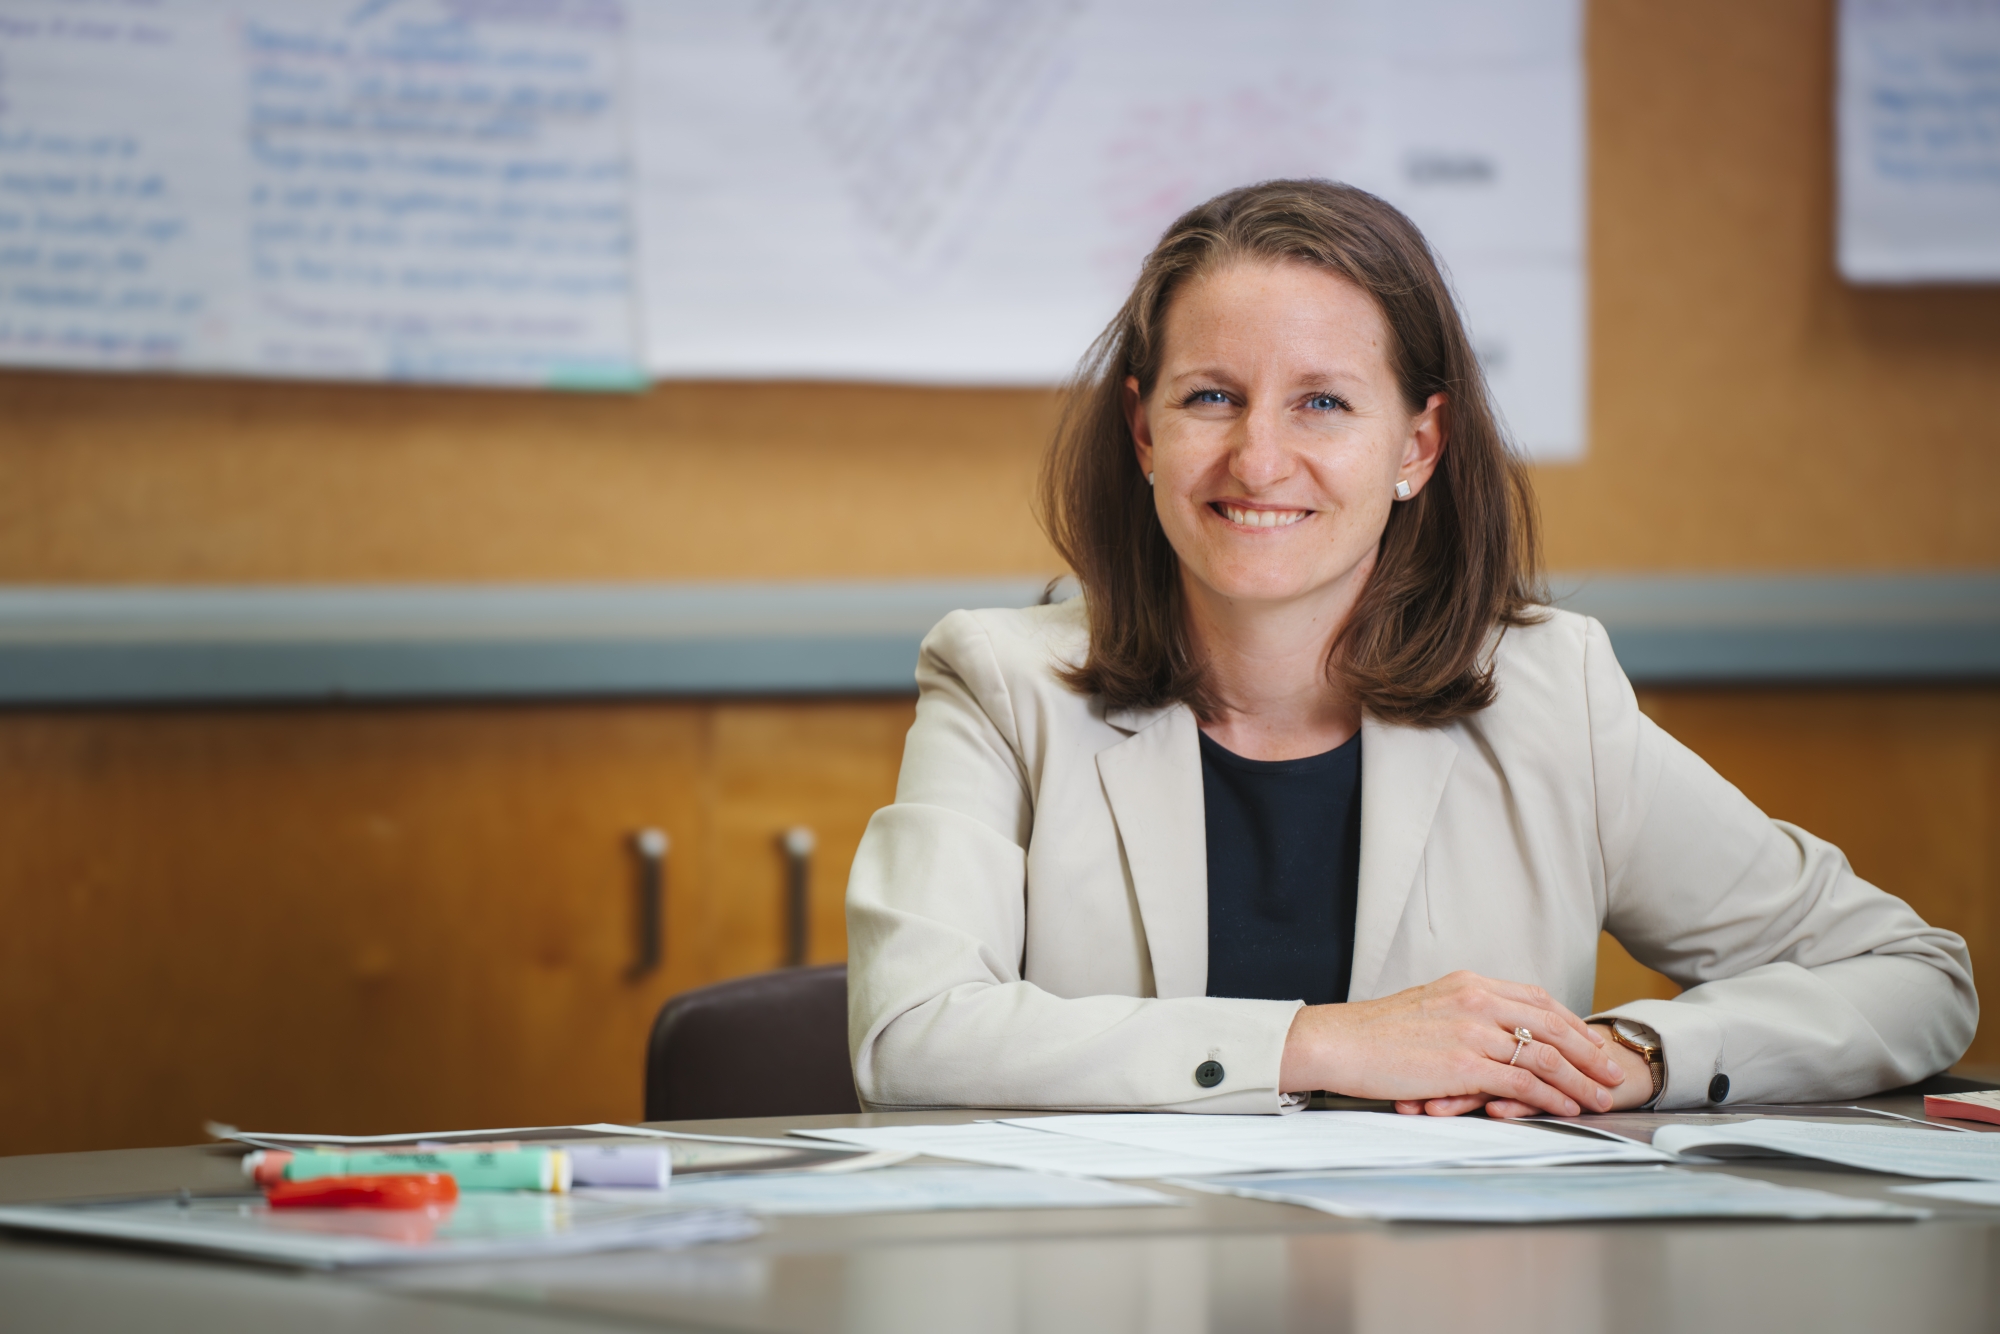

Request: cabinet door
left=705, top=700, right=916, bottom=981
left=0, top=703, right=709, bottom=1155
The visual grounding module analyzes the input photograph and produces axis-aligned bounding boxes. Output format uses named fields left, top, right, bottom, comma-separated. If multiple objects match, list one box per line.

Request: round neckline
left=1198, top=728, right=1360, bottom=773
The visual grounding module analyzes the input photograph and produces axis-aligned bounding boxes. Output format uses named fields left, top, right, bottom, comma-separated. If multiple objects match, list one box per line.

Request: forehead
left=1159, top=258, right=1391, bottom=372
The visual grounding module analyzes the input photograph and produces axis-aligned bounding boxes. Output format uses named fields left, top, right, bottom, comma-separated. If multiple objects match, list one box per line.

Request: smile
left=1213, top=503, right=1311, bottom=529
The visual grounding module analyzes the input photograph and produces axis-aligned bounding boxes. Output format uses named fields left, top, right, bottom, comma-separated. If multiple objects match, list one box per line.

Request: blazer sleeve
left=1582, top=617, right=1977, bottom=1106
left=845, top=610, right=1301, bottom=1114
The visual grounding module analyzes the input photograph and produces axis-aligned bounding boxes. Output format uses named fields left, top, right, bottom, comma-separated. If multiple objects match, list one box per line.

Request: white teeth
left=1221, top=505, right=1309, bottom=529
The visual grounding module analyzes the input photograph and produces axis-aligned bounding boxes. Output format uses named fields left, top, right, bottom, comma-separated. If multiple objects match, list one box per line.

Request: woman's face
left=1127, top=259, right=1444, bottom=614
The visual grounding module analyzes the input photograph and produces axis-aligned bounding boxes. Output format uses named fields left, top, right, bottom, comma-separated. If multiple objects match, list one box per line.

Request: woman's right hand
left=1278, top=971, right=1626, bottom=1118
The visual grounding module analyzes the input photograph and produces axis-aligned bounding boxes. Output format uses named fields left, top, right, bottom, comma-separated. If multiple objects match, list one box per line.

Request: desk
left=6, top=1098, right=2000, bottom=1334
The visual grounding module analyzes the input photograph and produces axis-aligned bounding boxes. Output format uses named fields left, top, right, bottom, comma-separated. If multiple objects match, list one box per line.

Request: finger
left=1394, top=1100, right=1426, bottom=1115
left=1517, top=1007, right=1626, bottom=1094
left=1514, top=1036, right=1617, bottom=1113
left=1480, top=1035, right=1587, bottom=1117
left=1490, top=1062, right=1580, bottom=1117
left=1421, top=1095, right=1489, bottom=1117
left=1476, top=977, right=1598, bottom=1043
left=1483, top=1098, right=1540, bottom=1119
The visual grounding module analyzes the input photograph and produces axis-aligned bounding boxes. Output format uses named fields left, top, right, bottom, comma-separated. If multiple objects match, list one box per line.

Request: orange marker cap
left=264, top=1172, right=459, bottom=1210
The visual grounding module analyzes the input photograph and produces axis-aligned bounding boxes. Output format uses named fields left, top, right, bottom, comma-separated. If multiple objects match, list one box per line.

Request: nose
left=1227, top=399, right=1292, bottom=491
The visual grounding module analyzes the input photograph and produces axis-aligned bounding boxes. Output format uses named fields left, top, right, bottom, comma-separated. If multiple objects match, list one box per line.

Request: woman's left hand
left=1396, top=1021, right=1655, bottom=1117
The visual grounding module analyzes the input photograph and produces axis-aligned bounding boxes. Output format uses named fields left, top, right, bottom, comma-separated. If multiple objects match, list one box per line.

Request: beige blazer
left=845, top=598, right=1976, bottom=1113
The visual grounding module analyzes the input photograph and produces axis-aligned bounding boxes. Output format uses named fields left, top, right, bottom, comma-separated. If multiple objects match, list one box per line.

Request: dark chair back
left=643, top=963, right=860, bottom=1121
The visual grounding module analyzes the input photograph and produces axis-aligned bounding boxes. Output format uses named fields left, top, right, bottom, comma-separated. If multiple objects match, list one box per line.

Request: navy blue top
left=1200, top=730, right=1362, bottom=1006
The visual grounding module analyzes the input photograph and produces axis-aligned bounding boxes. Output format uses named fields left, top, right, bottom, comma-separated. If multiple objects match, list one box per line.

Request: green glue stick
left=244, top=1147, right=572, bottom=1193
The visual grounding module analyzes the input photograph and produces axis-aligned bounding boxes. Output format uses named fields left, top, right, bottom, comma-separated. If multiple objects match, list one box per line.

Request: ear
left=1124, top=375, right=1154, bottom=478
left=1396, top=392, right=1447, bottom=497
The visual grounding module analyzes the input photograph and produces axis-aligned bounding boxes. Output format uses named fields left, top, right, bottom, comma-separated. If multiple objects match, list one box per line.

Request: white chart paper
left=1891, top=1179, right=2000, bottom=1206
left=800, top=1112, right=1664, bottom=1178
left=1177, top=1166, right=1926, bottom=1223
left=1652, top=1118, right=2000, bottom=1180
left=1000, top=1111, right=1669, bottom=1172
left=1838, top=0, right=2000, bottom=282
left=635, top=0, right=1587, bottom=460
left=634, top=1166, right=1177, bottom=1215
left=792, top=1122, right=1246, bottom=1179
left=0, top=0, right=644, bottom=385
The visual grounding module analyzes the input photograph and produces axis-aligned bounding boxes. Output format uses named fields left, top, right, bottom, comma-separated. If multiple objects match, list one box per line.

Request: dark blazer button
left=1708, top=1073, right=1730, bottom=1104
left=1195, top=1061, right=1225, bottom=1088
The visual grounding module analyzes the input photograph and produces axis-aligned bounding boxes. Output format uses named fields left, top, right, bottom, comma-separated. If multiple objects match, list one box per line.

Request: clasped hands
left=1278, top=971, right=1655, bottom=1118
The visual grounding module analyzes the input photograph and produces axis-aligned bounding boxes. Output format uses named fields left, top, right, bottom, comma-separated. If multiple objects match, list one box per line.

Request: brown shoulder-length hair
left=1038, top=179, right=1544, bottom=726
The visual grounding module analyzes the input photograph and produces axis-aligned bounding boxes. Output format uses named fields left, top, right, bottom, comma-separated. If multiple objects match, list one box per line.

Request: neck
left=1184, top=558, right=1370, bottom=762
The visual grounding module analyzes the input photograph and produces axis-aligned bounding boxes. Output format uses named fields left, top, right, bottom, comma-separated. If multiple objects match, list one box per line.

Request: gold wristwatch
left=1608, top=1019, right=1664, bottom=1105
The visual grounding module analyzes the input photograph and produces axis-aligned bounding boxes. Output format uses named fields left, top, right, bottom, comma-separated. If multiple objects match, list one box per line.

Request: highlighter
left=244, top=1147, right=572, bottom=1193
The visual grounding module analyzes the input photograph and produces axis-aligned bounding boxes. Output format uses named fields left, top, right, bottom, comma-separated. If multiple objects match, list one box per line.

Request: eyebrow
left=1167, top=366, right=1364, bottom=388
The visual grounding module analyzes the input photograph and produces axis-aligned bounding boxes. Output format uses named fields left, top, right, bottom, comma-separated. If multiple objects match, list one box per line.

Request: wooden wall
left=1, top=0, right=1998, bottom=1152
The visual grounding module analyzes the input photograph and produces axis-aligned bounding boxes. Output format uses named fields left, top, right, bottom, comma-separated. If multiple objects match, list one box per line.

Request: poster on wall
left=1838, top=0, right=2000, bottom=284
left=635, top=0, right=1587, bottom=461
left=0, top=0, right=645, bottom=387
left=0, top=0, right=1587, bottom=460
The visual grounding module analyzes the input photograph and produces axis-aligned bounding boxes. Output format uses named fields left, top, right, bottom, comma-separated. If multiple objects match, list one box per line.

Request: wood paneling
left=0, top=1, right=1994, bottom=585
left=0, top=697, right=916, bottom=1156
left=1631, top=686, right=2000, bottom=1065
left=0, top=704, right=666, bottom=1154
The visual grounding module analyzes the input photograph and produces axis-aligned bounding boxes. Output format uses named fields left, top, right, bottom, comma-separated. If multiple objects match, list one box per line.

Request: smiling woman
left=844, top=180, right=1976, bottom=1120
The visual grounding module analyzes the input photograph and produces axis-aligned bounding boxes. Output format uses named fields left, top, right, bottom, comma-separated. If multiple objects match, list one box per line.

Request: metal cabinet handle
left=628, top=828, right=668, bottom=981
left=779, top=826, right=816, bottom=967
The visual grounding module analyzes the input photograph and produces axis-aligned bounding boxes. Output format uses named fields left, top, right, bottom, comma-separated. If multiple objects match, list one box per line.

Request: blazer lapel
left=1349, top=715, right=1459, bottom=1000
left=1096, top=705, right=1209, bottom=999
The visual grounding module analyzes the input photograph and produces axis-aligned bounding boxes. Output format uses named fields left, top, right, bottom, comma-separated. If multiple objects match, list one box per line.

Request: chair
left=643, top=963, right=861, bottom=1121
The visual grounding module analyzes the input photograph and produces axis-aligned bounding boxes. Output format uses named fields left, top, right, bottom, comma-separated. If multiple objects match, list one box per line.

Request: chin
left=1198, top=568, right=1331, bottom=604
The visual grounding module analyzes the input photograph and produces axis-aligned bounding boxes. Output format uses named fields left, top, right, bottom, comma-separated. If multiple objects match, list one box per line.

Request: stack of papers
left=798, top=1111, right=1666, bottom=1179
left=1176, top=1166, right=1926, bottom=1223
left=1653, top=1119, right=2000, bottom=1180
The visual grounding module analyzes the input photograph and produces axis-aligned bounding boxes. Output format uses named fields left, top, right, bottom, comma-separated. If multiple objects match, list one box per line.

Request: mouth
left=1211, top=502, right=1312, bottom=530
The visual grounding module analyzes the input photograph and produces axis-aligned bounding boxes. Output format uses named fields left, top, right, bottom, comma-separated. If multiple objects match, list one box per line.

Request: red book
left=1924, top=1090, right=2000, bottom=1127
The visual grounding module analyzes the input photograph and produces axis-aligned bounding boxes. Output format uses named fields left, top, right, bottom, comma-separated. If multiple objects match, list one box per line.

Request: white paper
left=623, top=1166, right=1176, bottom=1216
left=1838, top=0, right=2000, bottom=283
left=635, top=0, right=1587, bottom=460
left=1890, top=1179, right=2000, bottom=1206
left=1652, top=1118, right=2000, bottom=1180
left=792, top=1122, right=1245, bottom=1179
left=0, top=0, right=644, bottom=384
left=1176, top=1166, right=1927, bottom=1223
left=997, top=1111, right=1671, bottom=1173
left=0, top=1193, right=756, bottom=1270
left=215, top=1122, right=904, bottom=1176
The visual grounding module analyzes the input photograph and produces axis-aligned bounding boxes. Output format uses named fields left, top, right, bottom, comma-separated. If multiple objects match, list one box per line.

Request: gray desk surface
left=6, top=1101, right=2000, bottom=1334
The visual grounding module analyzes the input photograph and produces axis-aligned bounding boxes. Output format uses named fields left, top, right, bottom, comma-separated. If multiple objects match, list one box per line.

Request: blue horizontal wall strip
left=0, top=573, right=1994, bottom=705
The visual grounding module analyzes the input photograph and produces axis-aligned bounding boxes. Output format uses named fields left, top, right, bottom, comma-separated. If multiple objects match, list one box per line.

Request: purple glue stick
left=568, top=1145, right=671, bottom=1189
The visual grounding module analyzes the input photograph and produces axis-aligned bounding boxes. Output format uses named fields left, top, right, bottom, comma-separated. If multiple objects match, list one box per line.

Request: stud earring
left=1394, top=479, right=1413, bottom=500
left=1146, top=472, right=1155, bottom=486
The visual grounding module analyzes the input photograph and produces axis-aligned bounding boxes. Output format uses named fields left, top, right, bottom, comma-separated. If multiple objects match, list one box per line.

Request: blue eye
left=1305, top=393, right=1349, bottom=412
left=1183, top=388, right=1229, bottom=406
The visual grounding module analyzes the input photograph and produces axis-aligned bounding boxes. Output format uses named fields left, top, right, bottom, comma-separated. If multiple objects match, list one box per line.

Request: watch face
left=1613, top=1019, right=1660, bottom=1055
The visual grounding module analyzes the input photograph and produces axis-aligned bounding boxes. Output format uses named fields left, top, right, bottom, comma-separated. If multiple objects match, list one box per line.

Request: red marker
left=264, top=1173, right=458, bottom=1210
